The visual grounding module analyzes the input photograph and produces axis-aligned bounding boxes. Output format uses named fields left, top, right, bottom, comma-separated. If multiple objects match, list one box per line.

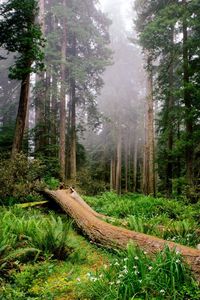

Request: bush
left=0, top=153, right=45, bottom=204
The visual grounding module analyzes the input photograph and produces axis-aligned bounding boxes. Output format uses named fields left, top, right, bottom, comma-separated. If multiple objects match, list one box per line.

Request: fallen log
left=44, top=188, right=200, bottom=281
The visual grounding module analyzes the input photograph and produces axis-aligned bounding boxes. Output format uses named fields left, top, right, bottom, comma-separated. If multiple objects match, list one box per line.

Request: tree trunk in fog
left=110, top=159, right=113, bottom=191
left=111, top=155, right=116, bottom=190
left=133, top=135, right=138, bottom=193
left=147, top=60, right=156, bottom=196
left=166, top=27, right=174, bottom=198
left=51, top=71, right=58, bottom=149
left=45, top=70, right=51, bottom=149
left=12, top=73, right=31, bottom=157
left=35, top=0, right=45, bottom=153
left=70, top=35, right=77, bottom=180
left=143, top=108, right=149, bottom=195
left=59, top=0, right=67, bottom=181
left=44, top=188, right=200, bottom=282
left=182, top=0, right=193, bottom=186
left=116, top=125, right=122, bottom=194
left=125, top=140, right=128, bottom=193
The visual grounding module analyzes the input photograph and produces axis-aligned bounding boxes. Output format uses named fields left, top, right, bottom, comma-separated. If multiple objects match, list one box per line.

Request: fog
left=84, top=0, right=146, bottom=192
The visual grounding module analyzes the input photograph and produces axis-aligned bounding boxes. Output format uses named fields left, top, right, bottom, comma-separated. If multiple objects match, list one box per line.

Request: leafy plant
left=81, top=245, right=199, bottom=300
left=0, top=207, right=73, bottom=279
left=0, top=153, right=45, bottom=204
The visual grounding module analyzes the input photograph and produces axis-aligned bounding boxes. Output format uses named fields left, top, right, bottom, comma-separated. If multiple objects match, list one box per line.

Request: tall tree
left=0, top=0, right=44, bottom=157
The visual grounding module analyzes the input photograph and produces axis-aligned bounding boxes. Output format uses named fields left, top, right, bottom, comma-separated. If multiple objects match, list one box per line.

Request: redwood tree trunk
left=147, top=59, right=156, bottom=196
left=59, top=0, right=67, bottom=181
left=182, top=0, right=193, bottom=185
left=35, top=0, right=45, bottom=153
left=12, top=73, right=31, bottom=157
left=166, top=26, right=174, bottom=197
left=116, top=125, right=122, bottom=194
left=70, top=34, right=77, bottom=180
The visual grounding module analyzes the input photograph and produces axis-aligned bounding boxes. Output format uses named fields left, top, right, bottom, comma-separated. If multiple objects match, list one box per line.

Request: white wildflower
left=148, top=266, right=153, bottom=270
left=123, top=265, right=127, bottom=269
left=160, top=289, right=165, bottom=294
left=116, top=280, right=121, bottom=284
left=133, top=266, right=137, bottom=269
left=134, top=256, right=139, bottom=260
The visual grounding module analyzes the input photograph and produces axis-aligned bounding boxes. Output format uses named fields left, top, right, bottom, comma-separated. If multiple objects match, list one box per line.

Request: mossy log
left=44, top=188, right=200, bottom=281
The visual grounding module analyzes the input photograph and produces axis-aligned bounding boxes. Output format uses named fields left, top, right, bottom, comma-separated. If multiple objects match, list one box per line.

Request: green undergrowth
left=84, top=192, right=200, bottom=247
left=0, top=206, right=112, bottom=299
left=80, top=244, right=200, bottom=300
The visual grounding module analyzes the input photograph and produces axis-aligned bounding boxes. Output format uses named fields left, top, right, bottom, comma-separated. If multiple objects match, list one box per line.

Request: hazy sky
left=99, top=0, right=133, bottom=31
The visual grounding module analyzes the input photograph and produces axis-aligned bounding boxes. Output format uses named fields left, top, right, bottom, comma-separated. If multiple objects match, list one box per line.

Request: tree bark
left=133, top=135, right=138, bottom=193
left=147, top=59, right=156, bottom=196
left=116, top=125, right=122, bottom=195
left=70, top=34, right=77, bottom=180
left=182, top=0, right=193, bottom=185
left=35, top=0, right=45, bottom=154
left=59, top=0, right=67, bottom=181
left=11, top=73, right=31, bottom=157
left=166, top=26, right=174, bottom=198
left=44, top=188, right=200, bottom=281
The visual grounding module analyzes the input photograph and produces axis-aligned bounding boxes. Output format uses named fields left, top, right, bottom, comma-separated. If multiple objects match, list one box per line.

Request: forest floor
left=0, top=192, right=200, bottom=299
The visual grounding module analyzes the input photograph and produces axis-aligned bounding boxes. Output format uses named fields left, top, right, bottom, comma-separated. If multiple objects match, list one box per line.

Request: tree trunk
left=51, top=71, right=58, bottom=149
left=44, top=188, right=200, bottom=281
left=166, top=27, right=174, bottom=198
left=59, top=0, right=67, bottom=181
left=133, top=136, right=138, bottom=193
left=35, top=0, right=45, bottom=154
left=70, top=79, right=76, bottom=179
left=116, top=125, right=122, bottom=195
left=182, top=0, right=193, bottom=185
left=11, top=73, right=31, bottom=157
left=142, top=110, right=149, bottom=195
left=70, top=34, right=77, bottom=180
left=147, top=59, right=156, bottom=196
left=125, top=140, right=128, bottom=193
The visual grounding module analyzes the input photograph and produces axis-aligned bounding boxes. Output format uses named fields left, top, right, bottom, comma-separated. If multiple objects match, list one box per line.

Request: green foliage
left=81, top=245, right=199, bottom=300
left=0, top=153, right=45, bottom=204
left=0, top=0, right=44, bottom=79
left=76, top=168, right=108, bottom=195
left=43, top=176, right=60, bottom=190
left=0, top=207, right=73, bottom=280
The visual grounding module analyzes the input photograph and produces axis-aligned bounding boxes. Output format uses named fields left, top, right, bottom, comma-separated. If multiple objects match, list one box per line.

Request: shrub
left=0, top=152, right=45, bottom=204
